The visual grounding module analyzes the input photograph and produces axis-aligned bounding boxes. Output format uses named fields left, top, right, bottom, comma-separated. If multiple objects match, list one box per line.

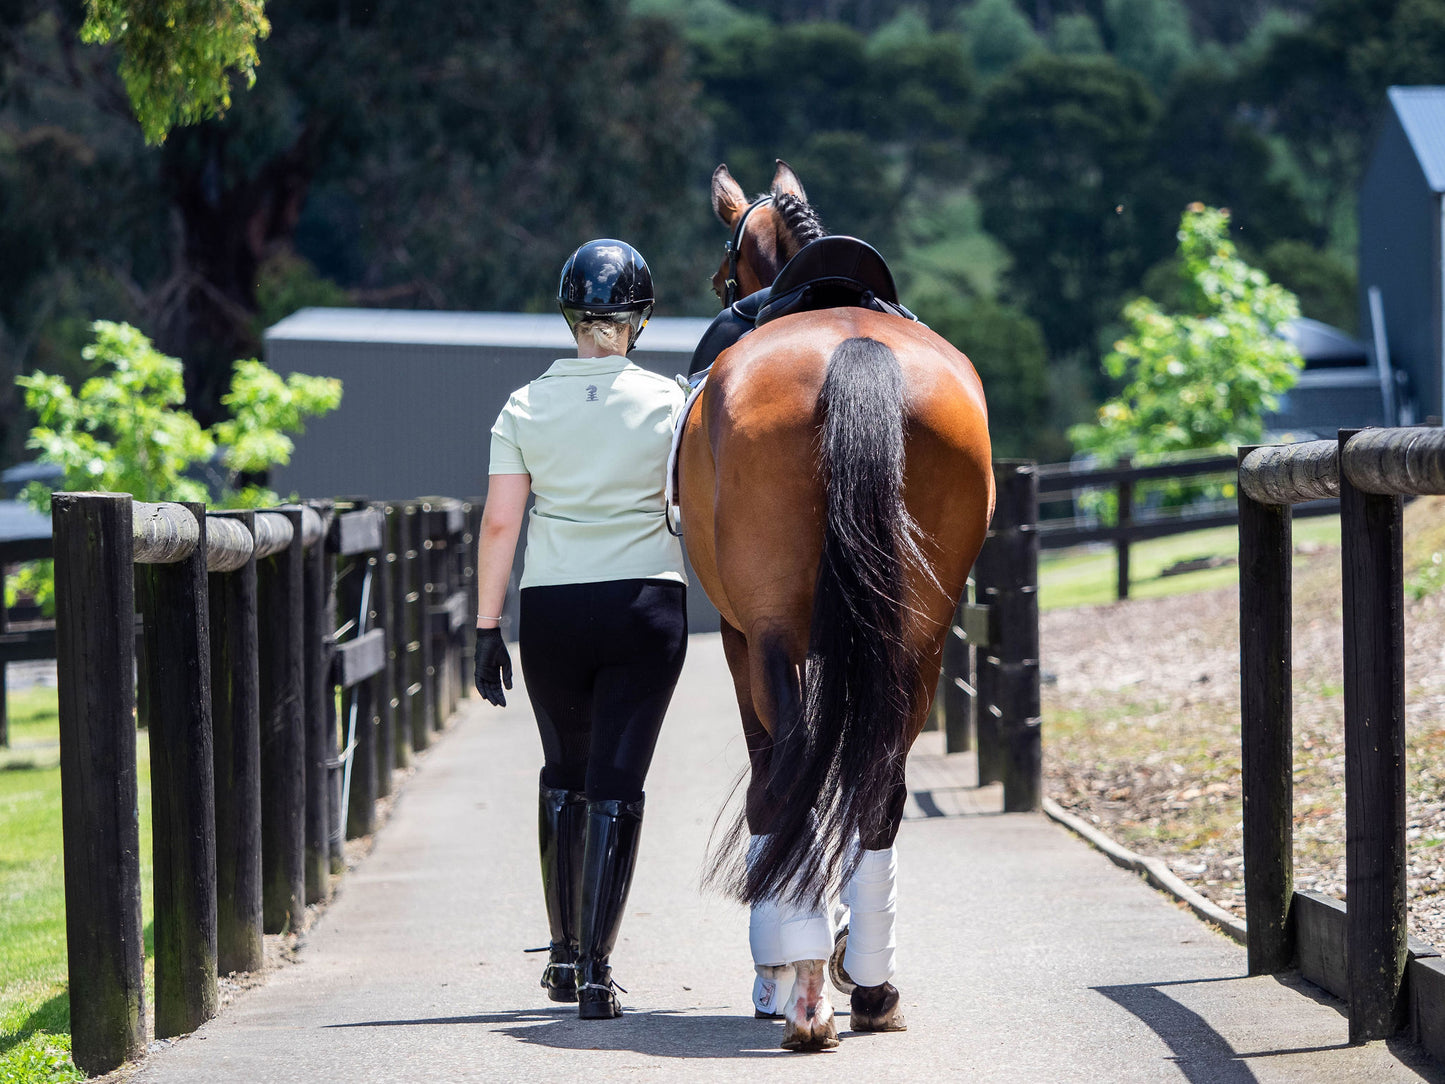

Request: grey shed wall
left=1359, top=87, right=1445, bottom=424
left=263, top=308, right=719, bottom=632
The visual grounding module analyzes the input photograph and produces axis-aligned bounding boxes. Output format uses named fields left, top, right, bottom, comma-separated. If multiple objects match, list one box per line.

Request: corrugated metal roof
left=1389, top=86, right=1445, bottom=193
left=264, top=307, right=714, bottom=353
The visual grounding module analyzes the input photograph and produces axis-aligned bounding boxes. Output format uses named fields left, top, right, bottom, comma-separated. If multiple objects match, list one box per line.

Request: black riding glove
left=473, top=627, right=513, bottom=707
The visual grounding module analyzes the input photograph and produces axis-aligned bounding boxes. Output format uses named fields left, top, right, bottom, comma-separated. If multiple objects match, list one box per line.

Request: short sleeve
left=488, top=398, right=528, bottom=475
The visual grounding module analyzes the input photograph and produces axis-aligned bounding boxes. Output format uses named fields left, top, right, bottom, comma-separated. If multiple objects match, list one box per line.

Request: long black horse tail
left=743, top=336, right=928, bottom=908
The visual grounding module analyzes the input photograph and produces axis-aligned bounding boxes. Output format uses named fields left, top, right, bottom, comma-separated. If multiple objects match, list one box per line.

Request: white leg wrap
left=747, top=835, right=832, bottom=965
left=841, top=845, right=897, bottom=987
left=748, top=836, right=785, bottom=966
left=753, top=964, right=794, bottom=1015
left=777, top=898, right=833, bottom=963
left=749, top=898, right=786, bottom=966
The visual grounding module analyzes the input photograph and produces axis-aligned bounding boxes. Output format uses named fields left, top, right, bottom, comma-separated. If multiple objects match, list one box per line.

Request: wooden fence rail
left=1039, top=452, right=1339, bottom=600
left=1238, top=427, right=1445, bottom=1052
left=50, top=491, right=475, bottom=1076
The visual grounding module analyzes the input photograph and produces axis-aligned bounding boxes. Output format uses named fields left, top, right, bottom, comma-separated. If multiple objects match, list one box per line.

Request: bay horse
left=678, top=161, right=994, bottom=1050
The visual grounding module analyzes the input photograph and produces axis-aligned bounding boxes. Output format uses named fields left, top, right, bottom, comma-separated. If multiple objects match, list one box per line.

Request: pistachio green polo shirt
left=488, top=355, right=688, bottom=589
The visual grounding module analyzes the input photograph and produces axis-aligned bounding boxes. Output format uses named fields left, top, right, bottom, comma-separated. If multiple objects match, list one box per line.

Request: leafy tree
left=1070, top=204, right=1302, bottom=460
left=1259, top=240, right=1358, bottom=334
left=692, top=15, right=973, bottom=251
left=20, top=321, right=215, bottom=508
left=1051, top=12, right=1106, bottom=52
left=81, top=0, right=271, bottom=144
left=913, top=290, right=1057, bottom=458
left=972, top=53, right=1157, bottom=368
left=1104, top=0, right=1194, bottom=88
left=13, top=320, right=341, bottom=610
left=2, top=0, right=710, bottom=433
left=1246, top=0, right=1445, bottom=247
left=1133, top=63, right=1314, bottom=261
left=19, top=319, right=340, bottom=508
left=955, top=0, right=1044, bottom=80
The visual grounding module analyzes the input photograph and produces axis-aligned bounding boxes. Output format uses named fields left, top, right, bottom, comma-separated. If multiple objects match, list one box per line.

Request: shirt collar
left=538, top=355, right=632, bottom=379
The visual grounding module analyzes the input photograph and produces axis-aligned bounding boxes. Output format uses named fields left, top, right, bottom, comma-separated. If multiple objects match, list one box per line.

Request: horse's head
left=710, top=159, right=826, bottom=306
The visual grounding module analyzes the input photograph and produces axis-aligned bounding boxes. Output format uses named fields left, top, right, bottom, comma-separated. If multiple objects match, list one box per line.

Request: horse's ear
left=771, top=159, right=807, bottom=202
left=712, top=164, right=748, bottom=226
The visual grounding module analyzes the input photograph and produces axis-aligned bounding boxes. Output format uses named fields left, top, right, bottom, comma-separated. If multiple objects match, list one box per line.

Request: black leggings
left=520, top=579, right=687, bottom=802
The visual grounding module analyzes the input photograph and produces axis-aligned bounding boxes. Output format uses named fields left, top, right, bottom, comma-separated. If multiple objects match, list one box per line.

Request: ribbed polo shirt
left=488, top=354, right=688, bottom=589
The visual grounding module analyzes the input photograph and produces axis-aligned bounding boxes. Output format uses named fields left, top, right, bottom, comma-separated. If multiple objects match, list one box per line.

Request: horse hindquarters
left=744, top=336, right=922, bottom=909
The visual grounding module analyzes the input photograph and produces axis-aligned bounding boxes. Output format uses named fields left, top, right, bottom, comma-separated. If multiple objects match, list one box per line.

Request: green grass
left=1039, top=514, right=1343, bottom=611
left=0, top=688, right=153, bottom=1081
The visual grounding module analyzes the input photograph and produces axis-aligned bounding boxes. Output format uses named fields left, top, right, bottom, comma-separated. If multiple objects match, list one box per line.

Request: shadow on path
left=1094, top=976, right=1445, bottom=1083
left=326, top=1006, right=879, bottom=1059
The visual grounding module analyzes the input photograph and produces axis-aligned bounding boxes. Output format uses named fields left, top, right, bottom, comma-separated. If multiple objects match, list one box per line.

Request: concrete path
left=128, top=634, right=1442, bottom=1083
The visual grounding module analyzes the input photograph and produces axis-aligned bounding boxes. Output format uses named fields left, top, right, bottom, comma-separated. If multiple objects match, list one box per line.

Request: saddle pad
left=665, top=375, right=707, bottom=537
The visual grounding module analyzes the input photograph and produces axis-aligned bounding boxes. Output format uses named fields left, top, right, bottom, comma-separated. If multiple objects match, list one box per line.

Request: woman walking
left=472, top=239, right=688, bottom=1020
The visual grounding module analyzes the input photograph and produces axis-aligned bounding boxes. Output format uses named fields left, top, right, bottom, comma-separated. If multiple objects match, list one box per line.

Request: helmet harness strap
left=723, top=195, right=774, bottom=308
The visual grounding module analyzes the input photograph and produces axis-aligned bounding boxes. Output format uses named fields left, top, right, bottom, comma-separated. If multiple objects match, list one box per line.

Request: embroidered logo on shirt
left=585, top=385, right=599, bottom=402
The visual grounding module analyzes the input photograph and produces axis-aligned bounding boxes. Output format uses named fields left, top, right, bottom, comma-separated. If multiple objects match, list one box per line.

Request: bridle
left=722, top=194, right=774, bottom=307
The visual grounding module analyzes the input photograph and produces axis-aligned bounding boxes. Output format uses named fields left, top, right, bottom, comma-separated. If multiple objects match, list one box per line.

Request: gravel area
left=1041, top=495, right=1445, bottom=948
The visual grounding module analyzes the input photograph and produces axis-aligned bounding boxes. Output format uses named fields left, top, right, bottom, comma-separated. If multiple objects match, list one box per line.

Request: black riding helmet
left=558, top=239, right=655, bottom=350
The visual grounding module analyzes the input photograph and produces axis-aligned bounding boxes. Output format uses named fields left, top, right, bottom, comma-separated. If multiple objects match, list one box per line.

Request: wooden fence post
left=385, top=503, right=412, bottom=770
left=302, top=501, right=333, bottom=904
left=257, top=508, right=305, bottom=933
left=990, top=463, right=1042, bottom=813
left=404, top=504, right=431, bottom=750
left=942, top=586, right=972, bottom=754
left=208, top=510, right=264, bottom=975
left=420, top=505, right=442, bottom=732
left=973, top=530, right=1001, bottom=786
left=1339, top=430, right=1408, bottom=1042
left=373, top=506, right=396, bottom=796
left=1237, top=447, right=1295, bottom=976
left=137, top=501, right=219, bottom=1038
left=52, top=492, right=146, bottom=1075
left=1116, top=455, right=1133, bottom=600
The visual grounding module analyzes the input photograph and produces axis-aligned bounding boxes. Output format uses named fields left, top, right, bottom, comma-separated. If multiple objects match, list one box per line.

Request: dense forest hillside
left=2, top=0, right=1442, bottom=463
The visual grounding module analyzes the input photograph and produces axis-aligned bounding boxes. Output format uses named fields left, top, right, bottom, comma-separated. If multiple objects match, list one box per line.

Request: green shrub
left=1072, top=203, right=1302, bottom=460
left=12, top=320, right=342, bottom=613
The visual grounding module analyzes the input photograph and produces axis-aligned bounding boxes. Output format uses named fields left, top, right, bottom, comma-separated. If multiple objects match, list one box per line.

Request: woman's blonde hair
left=574, top=318, right=632, bottom=357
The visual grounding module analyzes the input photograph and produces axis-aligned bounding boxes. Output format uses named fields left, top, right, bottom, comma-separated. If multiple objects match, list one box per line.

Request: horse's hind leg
left=721, top=623, right=837, bottom=1042
left=836, top=775, right=908, bottom=1032
left=781, top=959, right=839, bottom=1051
left=719, top=623, right=801, bottom=1020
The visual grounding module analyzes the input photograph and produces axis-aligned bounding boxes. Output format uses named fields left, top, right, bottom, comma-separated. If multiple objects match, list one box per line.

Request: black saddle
left=755, top=236, right=902, bottom=327
left=687, top=237, right=917, bottom=377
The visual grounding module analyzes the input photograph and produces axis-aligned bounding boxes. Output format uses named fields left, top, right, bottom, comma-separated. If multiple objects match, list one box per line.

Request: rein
left=723, top=195, right=774, bottom=307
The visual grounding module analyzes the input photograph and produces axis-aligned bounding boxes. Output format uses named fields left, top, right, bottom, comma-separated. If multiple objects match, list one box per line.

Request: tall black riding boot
left=538, top=780, right=587, bottom=1002
left=576, top=796, right=645, bottom=1020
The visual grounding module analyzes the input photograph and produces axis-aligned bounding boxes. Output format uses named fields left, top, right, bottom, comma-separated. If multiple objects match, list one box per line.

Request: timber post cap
left=1239, top=440, right=1339, bottom=506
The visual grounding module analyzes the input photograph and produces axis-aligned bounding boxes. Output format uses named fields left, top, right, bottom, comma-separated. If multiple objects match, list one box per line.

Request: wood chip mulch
left=1041, top=495, right=1445, bottom=949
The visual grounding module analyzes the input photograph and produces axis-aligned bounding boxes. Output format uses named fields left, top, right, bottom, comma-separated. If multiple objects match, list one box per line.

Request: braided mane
left=774, top=192, right=827, bottom=258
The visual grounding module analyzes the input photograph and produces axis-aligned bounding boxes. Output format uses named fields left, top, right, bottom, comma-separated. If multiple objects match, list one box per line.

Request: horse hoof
left=780, top=1019, right=840, bottom=1051
left=828, top=927, right=856, bottom=996
left=781, top=994, right=839, bottom=1050
left=850, top=982, right=907, bottom=1032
